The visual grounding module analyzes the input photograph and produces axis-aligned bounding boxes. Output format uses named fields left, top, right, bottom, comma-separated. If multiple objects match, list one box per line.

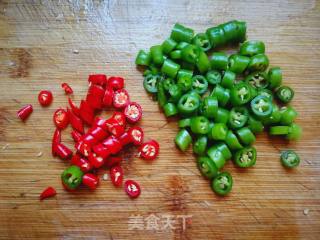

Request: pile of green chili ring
left=136, top=20, right=302, bottom=196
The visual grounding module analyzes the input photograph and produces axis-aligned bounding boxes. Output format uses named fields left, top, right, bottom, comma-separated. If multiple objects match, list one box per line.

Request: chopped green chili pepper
left=247, top=54, right=269, bottom=72
left=258, top=88, right=273, bottom=101
left=157, top=81, right=167, bottom=108
left=161, top=59, right=180, bottom=78
left=276, top=86, right=294, bottom=103
left=193, top=135, right=208, bottom=156
left=197, top=156, right=218, bottom=179
left=228, top=54, right=250, bottom=74
left=150, top=45, right=164, bottom=66
left=163, top=103, right=178, bottom=117
left=239, top=40, right=265, bottom=57
left=143, top=74, right=160, bottom=93
left=236, top=127, right=256, bottom=145
left=168, top=84, right=183, bottom=103
left=177, top=69, right=193, bottom=92
left=206, top=70, right=222, bottom=85
left=170, top=50, right=182, bottom=60
left=215, top=143, right=232, bottom=160
left=207, top=147, right=226, bottom=169
left=268, top=67, right=282, bottom=89
left=200, top=96, right=218, bottom=119
left=261, top=103, right=282, bottom=126
left=286, top=123, right=302, bottom=141
left=175, top=129, right=192, bottom=151
left=207, top=121, right=215, bottom=140
left=170, top=23, right=194, bottom=43
left=162, top=38, right=177, bottom=54
left=234, top=147, right=257, bottom=168
left=280, top=106, right=297, bottom=125
left=228, top=106, right=249, bottom=129
left=215, top=108, right=230, bottom=124
left=269, top=126, right=290, bottom=135
left=178, top=118, right=191, bottom=128
left=230, top=82, right=252, bottom=106
left=210, top=52, right=228, bottom=71
left=192, top=33, right=212, bottom=51
left=192, top=75, right=208, bottom=95
left=280, top=150, right=300, bottom=168
left=212, top=172, right=233, bottom=196
left=221, top=20, right=247, bottom=43
left=181, top=44, right=201, bottom=64
left=250, top=95, right=273, bottom=118
left=196, top=50, right=211, bottom=74
left=247, top=115, right=264, bottom=133
left=211, top=123, right=228, bottom=141
left=61, top=165, right=84, bottom=190
left=136, top=50, right=151, bottom=66
left=206, top=26, right=226, bottom=49
left=149, top=64, right=161, bottom=75
left=176, top=41, right=189, bottom=50
left=221, top=70, right=236, bottom=89
left=245, top=72, right=269, bottom=90
left=211, top=85, right=230, bottom=106
left=225, top=130, right=243, bottom=150
left=177, top=93, right=200, bottom=115
left=190, top=116, right=210, bottom=134
left=163, top=78, right=175, bottom=91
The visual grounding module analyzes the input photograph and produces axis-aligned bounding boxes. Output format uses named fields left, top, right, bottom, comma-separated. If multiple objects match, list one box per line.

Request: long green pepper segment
left=175, top=129, right=192, bottom=151
left=162, top=38, right=177, bottom=54
left=170, top=23, right=194, bottom=43
left=136, top=50, right=151, bottom=66
left=161, top=59, right=181, bottom=78
left=150, top=45, right=164, bottom=66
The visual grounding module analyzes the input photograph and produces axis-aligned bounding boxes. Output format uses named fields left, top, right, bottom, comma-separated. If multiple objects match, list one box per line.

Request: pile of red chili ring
left=17, top=75, right=159, bottom=200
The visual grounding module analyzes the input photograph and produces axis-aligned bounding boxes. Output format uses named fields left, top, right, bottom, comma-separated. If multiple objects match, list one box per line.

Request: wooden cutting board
left=0, top=0, right=319, bottom=239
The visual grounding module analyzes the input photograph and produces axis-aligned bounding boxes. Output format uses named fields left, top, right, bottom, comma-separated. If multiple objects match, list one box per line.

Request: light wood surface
left=0, top=0, right=319, bottom=239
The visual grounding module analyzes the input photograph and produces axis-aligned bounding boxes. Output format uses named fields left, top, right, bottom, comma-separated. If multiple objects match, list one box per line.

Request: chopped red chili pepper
left=67, top=108, right=84, bottom=134
left=82, top=173, right=99, bottom=190
left=80, top=100, right=94, bottom=125
left=52, top=128, right=61, bottom=156
left=102, top=136, right=122, bottom=154
left=55, top=143, right=73, bottom=160
left=68, top=98, right=81, bottom=117
left=107, top=76, right=124, bottom=90
left=71, top=130, right=82, bottom=143
left=112, top=112, right=126, bottom=126
left=92, top=144, right=111, bottom=158
left=88, top=126, right=109, bottom=141
left=119, top=132, right=132, bottom=146
left=93, top=117, right=108, bottom=131
left=105, top=156, right=122, bottom=168
left=38, top=90, right=53, bottom=107
left=86, top=84, right=105, bottom=109
left=110, top=165, right=123, bottom=187
left=53, top=108, right=69, bottom=129
left=102, top=86, right=114, bottom=107
left=40, top=186, right=56, bottom=200
left=75, top=141, right=91, bottom=157
left=105, top=118, right=125, bottom=137
left=113, top=89, right=130, bottom=109
left=124, top=102, right=142, bottom=123
left=138, top=140, right=159, bottom=161
left=88, top=74, right=107, bottom=86
left=61, top=83, right=73, bottom=94
left=88, top=152, right=105, bottom=168
left=71, top=154, right=92, bottom=173
left=17, top=104, right=33, bottom=121
left=128, top=126, right=144, bottom=145
left=82, top=133, right=99, bottom=146
left=124, top=180, right=141, bottom=199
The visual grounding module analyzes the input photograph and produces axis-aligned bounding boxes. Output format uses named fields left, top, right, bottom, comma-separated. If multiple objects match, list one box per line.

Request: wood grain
left=0, top=0, right=320, bottom=239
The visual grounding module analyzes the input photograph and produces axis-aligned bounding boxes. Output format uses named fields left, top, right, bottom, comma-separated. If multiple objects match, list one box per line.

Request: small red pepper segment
left=105, top=118, right=125, bottom=137
left=119, top=132, right=132, bottom=146
left=124, top=180, right=141, bottom=199
left=124, top=102, right=142, bottom=123
left=40, top=186, right=56, bottom=200
left=82, top=134, right=99, bottom=146
left=102, top=136, right=122, bottom=155
left=82, top=173, right=99, bottom=190
left=110, top=165, right=124, bottom=187
left=138, top=140, right=159, bottom=161
left=112, top=112, right=126, bottom=126
left=71, top=154, right=92, bottom=173
left=80, top=100, right=94, bottom=125
left=67, top=108, right=84, bottom=134
left=61, top=83, right=73, bottom=94
left=105, top=156, right=122, bottom=168
left=86, top=84, right=105, bottom=109
left=68, top=98, right=81, bottom=117
left=75, top=141, right=91, bottom=157
left=128, top=126, right=144, bottom=146
left=55, top=143, right=73, bottom=160
left=102, top=86, right=114, bottom=107
left=71, top=130, right=82, bottom=143
left=38, top=90, right=53, bottom=107
left=52, top=128, right=61, bottom=156
left=53, top=108, right=69, bottom=129
left=107, top=76, right=124, bottom=90
left=88, top=152, right=105, bottom=169
left=88, top=126, right=109, bottom=141
left=93, top=117, right=108, bottom=131
left=113, top=89, right=130, bottom=109
left=17, top=104, right=33, bottom=121
left=92, top=144, right=111, bottom=158
left=88, top=74, right=107, bottom=86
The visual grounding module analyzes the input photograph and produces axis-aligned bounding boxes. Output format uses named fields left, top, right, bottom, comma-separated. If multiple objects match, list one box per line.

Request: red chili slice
left=110, top=165, right=123, bottom=187
left=75, top=141, right=91, bottom=157
left=86, top=84, right=105, bottom=109
left=17, top=104, right=33, bottom=121
left=113, top=89, right=130, bottom=109
left=68, top=98, right=81, bottom=117
left=82, top=173, right=99, bottom=190
left=138, top=140, right=159, bottom=161
left=88, top=126, right=109, bottom=141
left=105, top=156, right=122, bottom=168
left=111, top=112, right=126, bottom=126
left=40, top=186, right=56, bottom=200
left=80, top=100, right=94, bottom=125
left=102, top=86, right=114, bottom=107
left=88, top=152, right=105, bottom=169
left=38, top=90, right=53, bottom=107
left=71, top=130, right=82, bottom=143
left=93, top=117, right=108, bottom=131
left=52, top=128, right=61, bottom=156
left=107, top=76, right=124, bottom=90
left=53, top=108, right=69, bottom=129
left=124, top=102, right=142, bottom=123
left=67, top=108, right=84, bottom=134
left=71, top=154, right=92, bottom=173
left=105, top=118, right=125, bottom=137
left=92, top=144, right=111, bottom=158
left=61, top=83, right=73, bottom=94
left=119, top=132, right=132, bottom=146
left=124, top=180, right=141, bottom=199
left=55, top=143, right=73, bottom=160
left=88, top=74, right=107, bottom=86
left=82, top=134, right=99, bottom=146
left=128, top=126, right=144, bottom=145
left=102, top=136, right=122, bottom=154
